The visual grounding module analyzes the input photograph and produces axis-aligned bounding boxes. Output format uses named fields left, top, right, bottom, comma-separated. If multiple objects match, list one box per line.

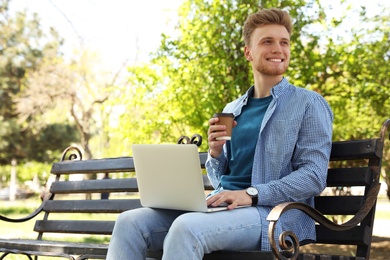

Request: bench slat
left=0, top=239, right=108, bottom=257
left=314, top=196, right=364, bottom=215
left=50, top=179, right=139, bottom=193
left=49, top=169, right=373, bottom=194
left=203, top=251, right=275, bottom=260
left=315, top=225, right=371, bottom=245
left=51, top=157, right=135, bottom=174
left=51, top=153, right=209, bottom=175
left=327, top=167, right=372, bottom=187
left=202, top=175, right=214, bottom=190
left=330, top=139, right=379, bottom=160
left=148, top=250, right=276, bottom=260
left=50, top=176, right=214, bottom=193
left=49, top=168, right=373, bottom=194
left=0, top=239, right=276, bottom=260
left=34, top=220, right=115, bottom=235
left=43, top=199, right=142, bottom=213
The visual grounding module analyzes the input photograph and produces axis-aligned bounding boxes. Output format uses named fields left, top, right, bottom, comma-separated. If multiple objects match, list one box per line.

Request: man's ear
left=244, top=46, right=252, bottom=61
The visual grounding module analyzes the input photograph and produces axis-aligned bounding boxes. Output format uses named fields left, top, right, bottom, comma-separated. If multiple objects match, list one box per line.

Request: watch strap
left=251, top=194, right=258, bottom=206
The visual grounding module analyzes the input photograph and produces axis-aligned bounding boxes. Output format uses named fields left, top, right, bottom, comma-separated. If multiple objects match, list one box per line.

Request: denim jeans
left=106, top=207, right=262, bottom=260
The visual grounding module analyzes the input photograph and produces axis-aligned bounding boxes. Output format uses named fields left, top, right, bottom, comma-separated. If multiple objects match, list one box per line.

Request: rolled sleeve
left=205, top=150, right=228, bottom=189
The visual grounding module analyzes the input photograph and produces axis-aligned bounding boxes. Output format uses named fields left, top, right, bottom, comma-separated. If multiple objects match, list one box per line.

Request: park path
left=373, top=197, right=390, bottom=238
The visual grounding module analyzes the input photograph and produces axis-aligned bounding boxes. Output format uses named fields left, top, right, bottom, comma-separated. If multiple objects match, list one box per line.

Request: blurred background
left=1, top=0, right=390, bottom=205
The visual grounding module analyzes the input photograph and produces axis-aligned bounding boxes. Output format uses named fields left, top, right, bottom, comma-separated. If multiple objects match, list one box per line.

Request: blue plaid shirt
left=205, top=77, right=333, bottom=251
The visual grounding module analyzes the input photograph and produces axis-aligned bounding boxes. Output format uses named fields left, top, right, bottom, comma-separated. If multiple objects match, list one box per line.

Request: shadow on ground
left=300, top=236, right=390, bottom=259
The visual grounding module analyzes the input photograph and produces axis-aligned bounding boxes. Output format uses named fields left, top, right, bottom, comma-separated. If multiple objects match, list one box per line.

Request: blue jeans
left=106, top=207, right=262, bottom=260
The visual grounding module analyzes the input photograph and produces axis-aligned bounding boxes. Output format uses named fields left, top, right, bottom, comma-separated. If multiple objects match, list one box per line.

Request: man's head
left=243, top=8, right=292, bottom=47
left=243, top=8, right=292, bottom=78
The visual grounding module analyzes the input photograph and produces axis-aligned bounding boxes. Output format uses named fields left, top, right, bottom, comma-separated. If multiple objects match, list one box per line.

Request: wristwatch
left=246, top=186, right=258, bottom=206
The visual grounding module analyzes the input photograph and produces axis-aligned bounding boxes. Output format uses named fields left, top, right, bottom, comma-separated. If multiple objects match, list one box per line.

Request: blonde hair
left=243, top=8, right=292, bottom=46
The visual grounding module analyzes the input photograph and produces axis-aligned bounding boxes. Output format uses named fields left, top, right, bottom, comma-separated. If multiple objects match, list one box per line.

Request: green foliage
left=115, top=0, right=323, bottom=152
left=0, top=161, right=51, bottom=186
left=29, top=123, right=80, bottom=162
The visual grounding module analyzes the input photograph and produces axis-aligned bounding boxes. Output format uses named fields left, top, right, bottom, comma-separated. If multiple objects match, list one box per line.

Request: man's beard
left=255, top=62, right=288, bottom=76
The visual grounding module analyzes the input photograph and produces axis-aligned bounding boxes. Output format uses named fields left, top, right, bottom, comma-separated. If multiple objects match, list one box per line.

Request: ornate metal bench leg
left=0, top=252, right=33, bottom=260
left=269, top=220, right=300, bottom=260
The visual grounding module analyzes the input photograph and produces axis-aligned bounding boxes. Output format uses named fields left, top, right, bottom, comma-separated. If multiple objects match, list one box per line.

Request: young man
left=106, top=8, right=333, bottom=259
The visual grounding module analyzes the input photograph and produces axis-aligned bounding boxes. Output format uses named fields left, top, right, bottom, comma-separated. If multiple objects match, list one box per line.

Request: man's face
left=244, top=24, right=290, bottom=77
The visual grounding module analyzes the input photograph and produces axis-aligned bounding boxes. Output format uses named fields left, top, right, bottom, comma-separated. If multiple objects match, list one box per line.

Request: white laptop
left=132, top=144, right=239, bottom=212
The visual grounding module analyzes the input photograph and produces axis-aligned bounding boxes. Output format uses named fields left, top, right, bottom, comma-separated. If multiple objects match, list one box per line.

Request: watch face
left=247, top=187, right=258, bottom=196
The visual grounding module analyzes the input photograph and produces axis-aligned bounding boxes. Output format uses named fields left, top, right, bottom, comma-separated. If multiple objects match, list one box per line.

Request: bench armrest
left=266, top=182, right=381, bottom=260
left=0, top=146, right=81, bottom=223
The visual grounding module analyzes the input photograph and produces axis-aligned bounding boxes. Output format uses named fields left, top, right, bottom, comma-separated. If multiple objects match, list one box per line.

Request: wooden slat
left=51, top=157, right=135, bottom=174
left=34, top=220, right=115, bottom=235
left=315, top=196, right=364, bottom=215
left=203, top=251, right=275, bottom=260
left=51, top=153, right=208, bottom=175
left=199, top=152, right=208, bottom=167
left=298, top=253, right=364, bottom=260
left=43, top=199, right=142, bottom=213
left=50, top=178, right=139, bottom=193
left=315, top=225, right=369, bottom=245
left=49, top=168, right=372, bottom=193
left=330, top=139, right=379, bottom=160
left=327, top=168, right=372, bottom=187
left=50, top=176, right=213, bottom=194
left=0, top=239, right=108, bottom=257
left=0, top=238, right=274, bottom=260
left=147, top=250, right=276, bottom=260
left=202, top=175, right=214, bottom=190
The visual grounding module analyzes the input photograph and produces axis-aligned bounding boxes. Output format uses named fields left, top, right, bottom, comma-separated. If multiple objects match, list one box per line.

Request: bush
left=0, top=161, right=51, bottom=188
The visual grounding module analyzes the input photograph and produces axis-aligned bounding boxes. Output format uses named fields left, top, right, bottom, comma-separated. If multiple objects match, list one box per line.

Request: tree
left=286, top=2, right=390, bottom=197
left=17, top=50, right=113, bottom=160
left=0, top=0, right=67, bottom=164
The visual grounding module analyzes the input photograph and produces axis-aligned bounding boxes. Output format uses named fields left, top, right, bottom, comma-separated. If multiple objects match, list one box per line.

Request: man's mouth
left=267, top=58, right=283, bottom=62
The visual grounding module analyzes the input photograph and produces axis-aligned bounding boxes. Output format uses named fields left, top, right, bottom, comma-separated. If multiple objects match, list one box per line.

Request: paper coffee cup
left=213, top=113, right=234, bottom=140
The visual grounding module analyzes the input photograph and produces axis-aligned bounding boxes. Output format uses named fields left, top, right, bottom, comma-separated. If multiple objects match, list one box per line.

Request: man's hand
left=206, top=190, right=252, bottom=210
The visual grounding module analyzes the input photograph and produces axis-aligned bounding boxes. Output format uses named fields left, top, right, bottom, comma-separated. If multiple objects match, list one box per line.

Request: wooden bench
left=0, top=120, right=389, bottom=260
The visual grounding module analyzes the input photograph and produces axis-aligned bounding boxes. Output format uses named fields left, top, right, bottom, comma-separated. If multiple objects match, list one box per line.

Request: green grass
left=0, top=196, right=120, bottom=259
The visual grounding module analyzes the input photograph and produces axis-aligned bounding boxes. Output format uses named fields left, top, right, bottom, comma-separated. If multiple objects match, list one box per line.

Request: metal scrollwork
left=177, top=135, right=190, bottom=144
left=268, top=221, right=299, bottom=260
left=177, top=134, right=202, bottom=147
left=60, top=146, right=83, bottom=162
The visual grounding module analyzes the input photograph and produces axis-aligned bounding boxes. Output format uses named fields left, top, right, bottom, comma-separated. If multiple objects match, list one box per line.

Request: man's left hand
left=206, top=190, right=252, bottom=210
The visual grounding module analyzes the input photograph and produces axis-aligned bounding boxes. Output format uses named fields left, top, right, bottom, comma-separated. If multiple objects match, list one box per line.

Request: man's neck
left=253, top=74, right=283, bottom=98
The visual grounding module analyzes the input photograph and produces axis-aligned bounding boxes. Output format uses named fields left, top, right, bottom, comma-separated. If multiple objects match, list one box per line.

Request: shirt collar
left=243, top=77, right=289, bottom=103
left=270, top=77, right=289, bottom=98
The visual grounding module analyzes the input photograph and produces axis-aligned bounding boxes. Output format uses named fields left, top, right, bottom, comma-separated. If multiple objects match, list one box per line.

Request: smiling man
left=107, top=8, right=333, bottom=259
left=206, top=7, right=333, bottom=251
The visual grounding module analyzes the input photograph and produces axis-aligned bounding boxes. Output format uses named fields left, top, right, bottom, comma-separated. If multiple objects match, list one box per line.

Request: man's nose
left=271, top=44, right=282, bottom=54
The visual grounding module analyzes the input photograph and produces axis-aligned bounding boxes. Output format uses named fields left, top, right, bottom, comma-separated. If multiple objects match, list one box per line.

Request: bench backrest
left=42, top=123, right=388, bottom=258
left=315, top=139, right=382, bottom=258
